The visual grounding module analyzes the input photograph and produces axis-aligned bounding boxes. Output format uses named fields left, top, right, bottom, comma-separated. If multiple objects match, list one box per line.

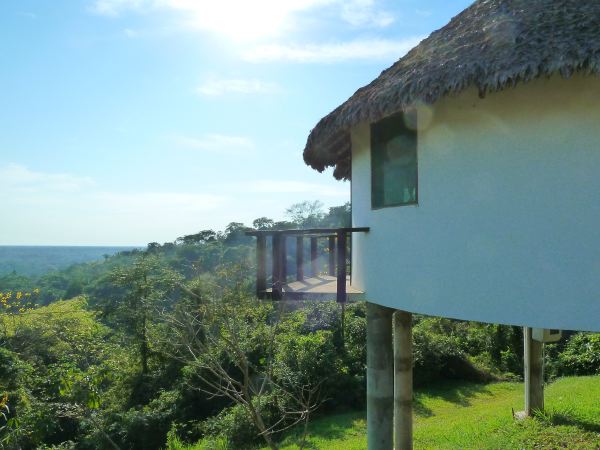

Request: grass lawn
left=270, top=376, right=600, bottom=449
left=180, top=376, right=600, bottom=449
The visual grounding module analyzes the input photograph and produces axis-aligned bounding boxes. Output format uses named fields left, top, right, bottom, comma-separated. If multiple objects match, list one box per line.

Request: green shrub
left=554, top=333, right=600, bottom=376
left=413, top=318, right=493, bottom=385
left=275, top=330, right=338, bottom=386
left=340, top=303, right=367, bottom=408
left=289, top=302, right=367, bottom=410
left=198, top=404, right=256, bottom=448
left=102, top=407, right=173, bottom=450
left=197, top=395, right=283, bottom=449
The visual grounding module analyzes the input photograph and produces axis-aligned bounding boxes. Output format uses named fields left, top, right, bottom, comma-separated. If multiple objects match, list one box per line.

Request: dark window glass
left=371, top=112, right=417, bottom=208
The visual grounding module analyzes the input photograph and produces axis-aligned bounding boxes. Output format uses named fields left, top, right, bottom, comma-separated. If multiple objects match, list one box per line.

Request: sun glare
left=166, top=0, right=329, bottom=41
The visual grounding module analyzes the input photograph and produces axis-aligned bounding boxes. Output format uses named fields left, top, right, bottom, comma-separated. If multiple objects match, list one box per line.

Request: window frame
left=370, top=112, right=419, bottom=210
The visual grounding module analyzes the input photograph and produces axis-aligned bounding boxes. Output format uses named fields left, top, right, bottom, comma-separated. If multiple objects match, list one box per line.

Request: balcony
left=245, top=227, right=369, bottom=302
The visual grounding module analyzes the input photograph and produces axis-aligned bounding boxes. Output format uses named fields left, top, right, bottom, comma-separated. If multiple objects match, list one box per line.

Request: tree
left=223, top=222, right=253, bottom=246
left=147, top=242, right=161, bottom=253
left=176, top=230, right=218, bottom=245
left=0, top=297, right=124, bottom=449
left=285, top=201, right=325, bottom=228
left=110, top=255, right=182, bottom=375
left=165, top=277, right=323, bottom=450
left=323, top=202, right=351, bottom=228
left=252, top=217, right=275, bottom=230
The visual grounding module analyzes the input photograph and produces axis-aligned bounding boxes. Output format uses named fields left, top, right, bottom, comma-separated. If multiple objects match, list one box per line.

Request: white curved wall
left=351, top=74, right=600, bottom=331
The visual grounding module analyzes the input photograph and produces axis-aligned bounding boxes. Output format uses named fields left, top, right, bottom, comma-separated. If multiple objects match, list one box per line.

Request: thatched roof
left=303, top=0, right=600, bottom=180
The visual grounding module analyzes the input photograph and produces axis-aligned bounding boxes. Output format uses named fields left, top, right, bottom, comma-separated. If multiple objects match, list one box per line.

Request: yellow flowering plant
left=0, top=289, right=38, bottom=315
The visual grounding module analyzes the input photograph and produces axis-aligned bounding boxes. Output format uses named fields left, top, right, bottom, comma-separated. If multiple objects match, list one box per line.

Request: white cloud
left=0, top=165, right=229, bottom=245
left=1, top=189, right=229, bottom=246
left=94, top=191, right=225, bottom=214
left=91, top=0, right=151, bottom=16
left=196, top=79, right=279, bottom=96
left=341, top=0, right=394, bottom=28
left=91, top=0, right=334, bottom=39
left=172, top=134, right=255, bottom=155
left=0, top=163, right=94, bottom=192
left=0, top=165, right=349, bottom=245
left=240, top=180, right=348, bottom=198
left=172, top=0, right=334, bottom=40
left=91, top=0, right=394, bottom=39
left=92, top=0, right=331, bottom=15
left=242, top=36, right=423, bottom=63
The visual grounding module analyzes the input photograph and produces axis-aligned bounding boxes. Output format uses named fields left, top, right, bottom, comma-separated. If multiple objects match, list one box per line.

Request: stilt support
left=367, top=302, right=394, bottom=450
left=524, top=327, right=544, bottom=415
left=393, top=311, right=413, bottom=450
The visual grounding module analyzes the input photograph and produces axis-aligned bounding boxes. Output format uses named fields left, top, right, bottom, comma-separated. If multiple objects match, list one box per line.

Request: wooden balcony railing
left=245, top=227, right=369, bottom=302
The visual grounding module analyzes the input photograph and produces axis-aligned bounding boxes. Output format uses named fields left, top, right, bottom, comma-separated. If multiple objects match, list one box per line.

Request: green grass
left=177, top=376, right=600, bottom=449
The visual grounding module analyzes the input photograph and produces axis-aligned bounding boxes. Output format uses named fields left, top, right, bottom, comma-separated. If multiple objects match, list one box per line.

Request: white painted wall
left=351, top=74, right=600, bottom=331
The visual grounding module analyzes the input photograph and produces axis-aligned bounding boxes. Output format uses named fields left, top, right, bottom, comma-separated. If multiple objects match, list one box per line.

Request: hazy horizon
left=0, top=244, right=142, bottom=277
left=0, top=244, right=143, bottom=248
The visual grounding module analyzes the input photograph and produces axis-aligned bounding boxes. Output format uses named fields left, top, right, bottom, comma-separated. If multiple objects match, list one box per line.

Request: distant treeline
left=0, top=246, right=140, bottom=277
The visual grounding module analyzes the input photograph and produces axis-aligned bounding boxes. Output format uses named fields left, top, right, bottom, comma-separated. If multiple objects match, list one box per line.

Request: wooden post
left=524, top=327, right=544, bottom=415
left=367, top=302, right=394, bottom=450
left=271, top=233, right=282, bottom=300
left=394, top=311, right=413, bottom=450
left=296, top=236, right=304, bottom=281
left=336, top=231, right=347, bottom=303
left=348, top=232, right=353, bottom=278
left=328, top=236, right=336, bottom=276
left=310, top=237, right=318, bottom=277
left=256, top=235, right=266, bottom=298
left=280, top=235, right=287, bottom=284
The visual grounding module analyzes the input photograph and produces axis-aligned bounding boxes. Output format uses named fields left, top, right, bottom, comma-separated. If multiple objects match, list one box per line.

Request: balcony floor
left=264, top=275, right=364, bottom=300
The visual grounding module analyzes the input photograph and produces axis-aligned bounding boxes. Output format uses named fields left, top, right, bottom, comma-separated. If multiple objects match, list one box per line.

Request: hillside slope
left=265, top=376, right=600, bottom=449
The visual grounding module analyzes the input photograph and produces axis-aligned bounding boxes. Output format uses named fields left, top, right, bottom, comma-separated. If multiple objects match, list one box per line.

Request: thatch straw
left=303, top=0, right=600, bottom=180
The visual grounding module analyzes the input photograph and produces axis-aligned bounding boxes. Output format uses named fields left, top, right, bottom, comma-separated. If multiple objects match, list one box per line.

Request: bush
left=413, top=318, right=493, bottom=385
left=198, top=404, right=255, bottom=448
left=340, top=303, right=367, bottom=408
left=197, top=395, right=283, bottom=449
left=275, top=330, right=339, bottom=388
left=124, top=409, right=172, bottom=449
left=281, top=302, right=368, bottom=410
left=554, top=333, right=600, bottom=376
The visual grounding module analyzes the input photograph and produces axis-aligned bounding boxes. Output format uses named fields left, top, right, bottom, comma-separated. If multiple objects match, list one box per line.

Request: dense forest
left=0, top=247, right=139, bottom=278
left=0, top=201, right=599, bottom=450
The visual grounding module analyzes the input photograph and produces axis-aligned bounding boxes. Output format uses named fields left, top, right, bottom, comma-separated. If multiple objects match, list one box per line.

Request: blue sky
left=0, top=0, right=472, bottom=245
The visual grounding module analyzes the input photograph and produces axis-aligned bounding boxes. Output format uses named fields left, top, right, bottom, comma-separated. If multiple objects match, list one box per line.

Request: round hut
left=302, top=1, right=600, bottom=448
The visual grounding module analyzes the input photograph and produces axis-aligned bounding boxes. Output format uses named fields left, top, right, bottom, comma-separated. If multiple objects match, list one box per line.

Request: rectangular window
left=371, top=112, right=418, bottom=209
